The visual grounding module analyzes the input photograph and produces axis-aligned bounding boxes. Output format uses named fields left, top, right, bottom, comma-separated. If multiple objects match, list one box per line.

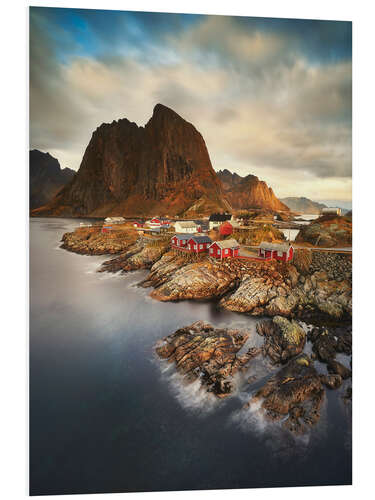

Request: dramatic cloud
left=30, top=8, right=352, bottom=202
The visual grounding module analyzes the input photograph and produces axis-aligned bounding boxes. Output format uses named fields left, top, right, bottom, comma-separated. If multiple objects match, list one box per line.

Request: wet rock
left=320, top=374, right=343, bottom=389
left=155, top=321, right=261, bottom=398
left=256, top=316, right=306, bottom=364
left=248, top=355, right=324, bottom=434
left=327, top=360, right=352, bottom=379
left=311, top=329, right=338, bottom=362
left=308, top=326, right=352, bottom=363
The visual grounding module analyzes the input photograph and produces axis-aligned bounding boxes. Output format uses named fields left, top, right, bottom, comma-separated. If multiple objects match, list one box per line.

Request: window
left=199, top=244, right=203, bottom=249
left=277, top=250, right=283, bottom=257
left=218, top=249, right=221, bottom=255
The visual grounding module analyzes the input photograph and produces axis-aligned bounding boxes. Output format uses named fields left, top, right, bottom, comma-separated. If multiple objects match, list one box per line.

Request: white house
left=174, top=221, right=199, bottom=233
left=208, top=213, right=232, bottom=230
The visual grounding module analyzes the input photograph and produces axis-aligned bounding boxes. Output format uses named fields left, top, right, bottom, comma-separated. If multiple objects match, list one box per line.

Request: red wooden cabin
left=258, top=242, right=294, bottom=262
left=209, top=239, right=240, bottom=259
left=171, top=234, right=190, bottom=248
left=187, top=235, right=212, bottom=253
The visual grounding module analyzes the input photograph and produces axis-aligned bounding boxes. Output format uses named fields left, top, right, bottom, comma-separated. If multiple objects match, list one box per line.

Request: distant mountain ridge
left=32, top=104, right=230, bottom=217
left=29, top=150, right=75, bottom=209
left=217, top=169, right=289, bottom=212
left=280, top=197, right=327, bottom=214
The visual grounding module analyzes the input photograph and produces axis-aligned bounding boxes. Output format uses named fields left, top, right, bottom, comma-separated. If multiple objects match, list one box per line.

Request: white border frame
left=1, top=1, right=374, bottom=499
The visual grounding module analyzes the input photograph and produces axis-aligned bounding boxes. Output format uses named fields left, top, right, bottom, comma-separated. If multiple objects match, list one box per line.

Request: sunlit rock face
left=217, top=169, right=289, bottom=211
left=32, top=104, right=230, bottom=217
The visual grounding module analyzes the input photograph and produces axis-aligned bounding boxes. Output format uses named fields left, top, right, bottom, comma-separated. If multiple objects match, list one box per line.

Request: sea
left=29, top=217, right=352, bottom=495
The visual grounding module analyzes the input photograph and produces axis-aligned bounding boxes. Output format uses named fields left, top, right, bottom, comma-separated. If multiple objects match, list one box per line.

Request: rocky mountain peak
left=217, top=169, right=288, bottom=211
left=32, top=105, right=230, bottom=217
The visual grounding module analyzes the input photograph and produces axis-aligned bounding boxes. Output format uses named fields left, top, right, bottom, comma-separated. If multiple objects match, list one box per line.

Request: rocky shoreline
left=59, top=227, right=352, bottom=437
left=60, top=226, right=138, bottom=255
left=60, top=228, right=352, bottom=324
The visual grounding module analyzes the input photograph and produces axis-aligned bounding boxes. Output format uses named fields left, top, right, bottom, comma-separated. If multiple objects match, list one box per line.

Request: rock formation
left=155, top=321, right=261, bottom=398
left=32, top=104, right=231, bottom=217
left=256, top=316, right=306, bottom=364
left=217, top=169, right=289, bottom=212
left=29, top=150, right=75, bottom=209
left=248, top=355, right=325, bottom=435
left=60, top=225, right=138, bottom=255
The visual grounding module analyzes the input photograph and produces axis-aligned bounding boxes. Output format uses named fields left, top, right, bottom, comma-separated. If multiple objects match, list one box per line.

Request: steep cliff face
left=217, top=169, right=289, bottom=212
left=29, top=150, right=75, bottom=209
left=281, top=197, right=327, bottom=214
left=32, top=104, right=230, bottom=217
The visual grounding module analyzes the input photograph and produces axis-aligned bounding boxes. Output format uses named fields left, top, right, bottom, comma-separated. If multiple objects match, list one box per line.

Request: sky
left=29, top=7, right=352, bottom=204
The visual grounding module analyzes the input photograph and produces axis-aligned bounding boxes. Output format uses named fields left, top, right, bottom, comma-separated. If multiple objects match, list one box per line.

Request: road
left=243, top=244, right=352, bottom=254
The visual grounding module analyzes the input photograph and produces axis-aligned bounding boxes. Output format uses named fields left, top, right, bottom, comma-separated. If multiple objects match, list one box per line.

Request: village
left=82, top=205, right=349, bottom=263
left=95, top=212, right=296, bottom=263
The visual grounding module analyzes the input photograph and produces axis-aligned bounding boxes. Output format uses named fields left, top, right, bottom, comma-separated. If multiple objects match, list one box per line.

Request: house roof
left=175, top=221, right=197, bottom=228
left=210, top=238, right=239, bottom=249
left=209, top=213, right=232, bottom=222
left=172, top=233, right=191, bottom=240
left=188, top=235, right=212, bottom=244
left=259, top=242, right=292, bottom=252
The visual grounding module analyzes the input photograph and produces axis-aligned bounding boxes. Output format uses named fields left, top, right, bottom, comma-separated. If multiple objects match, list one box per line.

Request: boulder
left=248, top=355, right=325, bottom=434
left=155, top=321, right=261, bottom=398
left=256, top=316, right=306, bottom=364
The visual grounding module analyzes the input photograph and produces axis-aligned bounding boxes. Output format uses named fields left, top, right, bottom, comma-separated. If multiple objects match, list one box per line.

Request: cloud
left=29, top=8, right=352, bottom=202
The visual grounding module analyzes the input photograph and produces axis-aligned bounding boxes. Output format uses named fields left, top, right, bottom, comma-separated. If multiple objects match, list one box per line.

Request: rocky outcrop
left=220, top=253, right=352, bottom=321
left=327, top=360, right=352, bottom=380
left=217, top=169, right=289, bottom=212
left=99, top=240, right=168, bottom=273
left=256, top=316, right=306, bottom=364
left=280, top=197, right=327, bottom=214
left=138, top=248, right=352, bottom=322
left=30, top=150, right=75, bottom=210
left=148, top=254, right=238, bottom=301
left=155, top=321, right=261, bottom=398
left=248, top=355, right=325, bottom=435
left=143, top=253, right=287, bottom=303
left=32, top=104, right=230, bottom=218
left=60, top=226, right=138, bottom=255
left=296, top=215, right=352, bottom=247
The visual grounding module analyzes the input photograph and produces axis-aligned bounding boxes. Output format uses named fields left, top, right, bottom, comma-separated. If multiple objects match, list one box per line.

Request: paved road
left=243, top=244, right=352, bottom=254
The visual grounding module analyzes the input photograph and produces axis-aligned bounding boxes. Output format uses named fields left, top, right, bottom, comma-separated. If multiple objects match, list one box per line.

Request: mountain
left=217, top=169, right=289, bottom=212
left=29, top=150, right=75, bottom=209
left=32, top=104, right=230, bottom=217
left=280, top=197, right=327, bottom=214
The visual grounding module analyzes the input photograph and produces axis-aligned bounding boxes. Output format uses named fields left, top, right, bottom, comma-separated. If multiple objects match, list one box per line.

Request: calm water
left=29, top=218, right=352, bottom=495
